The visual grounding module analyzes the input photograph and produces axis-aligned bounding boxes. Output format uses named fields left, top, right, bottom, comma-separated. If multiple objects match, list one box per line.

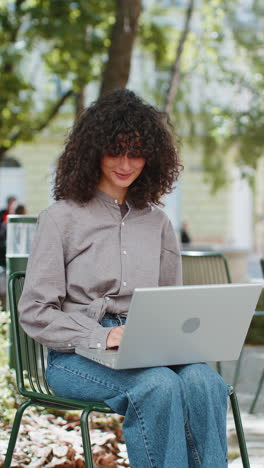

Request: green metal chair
left=181, top=250, right=232, bottom=286
left=4, top=271, right=113, bottom=468
left=5, top=269, right=251, bottom=467
left=181, top=251, right=250, bottom=467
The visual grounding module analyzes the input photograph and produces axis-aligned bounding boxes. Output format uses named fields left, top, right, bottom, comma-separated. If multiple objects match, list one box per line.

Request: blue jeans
left=46, top=314, right=229, bottom=468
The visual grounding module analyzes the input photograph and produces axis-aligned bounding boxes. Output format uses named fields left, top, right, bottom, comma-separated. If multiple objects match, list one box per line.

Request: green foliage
left=138, top=6, right=173, bottom=68
left=29, top=0, right=115, bottom=89
left=144, top=0, right=264, bottom=191
left=0, top=307, right=25, bottom=423
left=0, top=365, right=25, bottom=423
left=195, top=0, right=264, bottom=188
left=246, top=287, right=264, bottom=344
left=245, top=316, right=264, bottom=345
left=0, top=0, right=115, bottom=157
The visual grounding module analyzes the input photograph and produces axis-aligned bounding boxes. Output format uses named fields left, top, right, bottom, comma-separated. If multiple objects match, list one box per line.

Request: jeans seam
left=49, top=362, right=123, bottom=393
left=127, top=391, right=157, bottom=468
left=184, top=420, right=201, bottom=467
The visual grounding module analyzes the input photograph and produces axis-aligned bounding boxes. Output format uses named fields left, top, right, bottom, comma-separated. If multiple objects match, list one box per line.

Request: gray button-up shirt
left=18, top=190, right=182, bottom=351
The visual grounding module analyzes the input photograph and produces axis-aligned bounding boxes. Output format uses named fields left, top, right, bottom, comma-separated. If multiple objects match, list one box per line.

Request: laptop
left=75, top=283, right=263, bottom=370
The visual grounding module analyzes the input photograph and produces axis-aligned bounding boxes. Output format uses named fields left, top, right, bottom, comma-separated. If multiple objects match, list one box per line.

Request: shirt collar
left=95, top=189, right=132, bottom=210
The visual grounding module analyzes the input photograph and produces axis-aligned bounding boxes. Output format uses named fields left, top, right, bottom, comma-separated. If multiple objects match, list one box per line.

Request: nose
left=118, top=154, right=132, bottom=171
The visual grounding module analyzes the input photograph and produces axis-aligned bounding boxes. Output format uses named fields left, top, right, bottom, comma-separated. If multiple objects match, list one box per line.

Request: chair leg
left=249, top=369, right=264, bottom=414
left=80, top=407, right=94, bottom=468
left=232, top=347, right=244, bottom=389
left=3, top=399, right=33, bottom=468
left=229, top=387, right=250, bottom=468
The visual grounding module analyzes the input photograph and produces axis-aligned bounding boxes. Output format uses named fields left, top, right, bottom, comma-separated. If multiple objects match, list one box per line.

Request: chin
left=113, top=178, right=134, bottom=188
left=117, top=182, right=132, bottom=189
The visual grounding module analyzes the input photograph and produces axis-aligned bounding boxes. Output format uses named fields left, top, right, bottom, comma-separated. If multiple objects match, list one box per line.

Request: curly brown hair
left=54, top=89, right=183, bottom=209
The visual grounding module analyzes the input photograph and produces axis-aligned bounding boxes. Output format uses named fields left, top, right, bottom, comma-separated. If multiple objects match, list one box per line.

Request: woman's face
left=99, top=153, right=146, bottom=194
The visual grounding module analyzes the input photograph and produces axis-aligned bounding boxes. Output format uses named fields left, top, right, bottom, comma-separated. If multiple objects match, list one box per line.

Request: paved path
left=210, top=346, right=264, bottom=466
left=228, top=412, right=264, bottom=467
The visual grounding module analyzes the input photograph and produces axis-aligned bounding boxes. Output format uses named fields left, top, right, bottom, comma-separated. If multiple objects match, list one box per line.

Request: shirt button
left=123, top=250, right=127, bottom=255
left=114, top=199, right=118, bottom=204
left=121, top=222, right=125, bottom=226
left=97, top=343, right=101, bottom=348
left=123, top=281, right=127, bottom=286
left=106, top=297, right=110, bottom=301
left=68, top=343, right=72, bottom=347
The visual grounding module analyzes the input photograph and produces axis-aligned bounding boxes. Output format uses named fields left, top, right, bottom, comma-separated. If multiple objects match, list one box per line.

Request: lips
left=114, top=172, right=133, bottom=179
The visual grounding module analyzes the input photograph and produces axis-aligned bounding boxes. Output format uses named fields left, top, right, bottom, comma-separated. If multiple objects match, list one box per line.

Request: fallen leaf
left=96, top=452, right=116, bottom=465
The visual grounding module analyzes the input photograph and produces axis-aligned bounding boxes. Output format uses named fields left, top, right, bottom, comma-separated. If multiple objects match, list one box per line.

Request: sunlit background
left=0, top=0, right=263, bottom=278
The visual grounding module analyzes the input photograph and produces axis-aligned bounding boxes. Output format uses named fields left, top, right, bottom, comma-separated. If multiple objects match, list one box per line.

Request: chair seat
left=21, top=388, right=113, bottom=413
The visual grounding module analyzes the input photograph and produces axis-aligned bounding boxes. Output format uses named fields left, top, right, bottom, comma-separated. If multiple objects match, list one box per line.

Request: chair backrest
left=8, top=271, right=52, bottom=397
left=260, top=258, right=264, bottom=278
left=181, top=251, right=232, bottom=285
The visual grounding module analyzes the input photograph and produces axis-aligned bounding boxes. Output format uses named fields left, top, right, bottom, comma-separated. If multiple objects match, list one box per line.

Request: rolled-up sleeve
left=18, top=210, right=111, bottom=351
left=159, top=218, right=182, bottom=287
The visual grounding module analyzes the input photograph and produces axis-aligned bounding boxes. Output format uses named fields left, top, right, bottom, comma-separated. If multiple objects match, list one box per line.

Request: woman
left=19, top=89, right=228, bottom=468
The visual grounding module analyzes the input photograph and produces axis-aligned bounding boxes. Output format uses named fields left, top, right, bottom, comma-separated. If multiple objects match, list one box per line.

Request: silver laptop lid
left=114, top=283, right=262, bottom=369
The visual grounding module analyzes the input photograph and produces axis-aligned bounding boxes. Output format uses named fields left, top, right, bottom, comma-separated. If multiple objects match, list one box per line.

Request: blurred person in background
left=0, top=195, right=17, bottom=224
left=180, top=221, right=192, bottom=245
left=0, top=195, right=17, bottom=267
left=15, top=204, right=27, bottom=215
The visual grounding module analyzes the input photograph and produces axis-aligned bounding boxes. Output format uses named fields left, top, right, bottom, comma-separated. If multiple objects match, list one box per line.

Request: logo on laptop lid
left=182, top=317, right=200, bottom=333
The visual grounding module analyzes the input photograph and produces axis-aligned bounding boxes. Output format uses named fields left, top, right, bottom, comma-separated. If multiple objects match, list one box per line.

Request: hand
left=106, top=326, right=125, bottom=348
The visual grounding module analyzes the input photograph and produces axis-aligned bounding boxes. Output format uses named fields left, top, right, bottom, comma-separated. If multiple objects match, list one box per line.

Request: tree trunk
left=164, top=0, right=195, bottom=115
left=100, top=0, right=142, bottom=97
left=75, top=87, right=85, bottom=119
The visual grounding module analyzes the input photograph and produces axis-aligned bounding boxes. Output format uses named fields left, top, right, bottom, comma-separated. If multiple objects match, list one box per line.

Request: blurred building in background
left=0, top=0, right=263, bottom=259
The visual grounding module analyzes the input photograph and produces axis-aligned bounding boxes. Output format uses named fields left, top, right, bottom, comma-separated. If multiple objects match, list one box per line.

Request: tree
left=164, top=0, right=195, bottom=115
left=189, top=0, right=264, bottom=190
left=100, top=0, right=142, bottom=96
left=0, top=1, right=101, bottom=158
left=0, top=0, right=141, bottom=161
left=145, top=0, right=264, bottom=190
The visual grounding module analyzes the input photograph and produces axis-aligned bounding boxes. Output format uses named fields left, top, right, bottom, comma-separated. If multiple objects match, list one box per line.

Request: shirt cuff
left=88, top=326, right=113, bottom=350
